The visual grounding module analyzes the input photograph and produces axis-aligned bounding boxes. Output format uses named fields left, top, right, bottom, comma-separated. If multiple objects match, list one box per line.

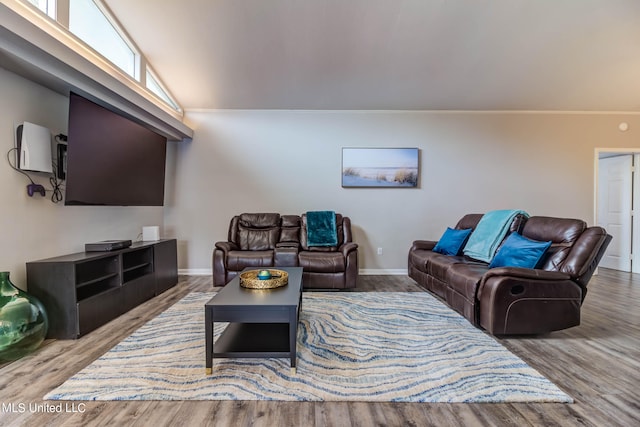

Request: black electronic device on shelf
left=85, top=239, right=132, bottom=252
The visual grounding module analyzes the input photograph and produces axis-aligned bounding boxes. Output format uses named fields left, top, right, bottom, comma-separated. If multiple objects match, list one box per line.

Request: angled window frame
left=17, top=0, right=182, bottom=114
left=68, top=0, right=140, bottom=80
left=25, top=0, right=56, bottom=19
left=146, top=67, right=181, bottom=113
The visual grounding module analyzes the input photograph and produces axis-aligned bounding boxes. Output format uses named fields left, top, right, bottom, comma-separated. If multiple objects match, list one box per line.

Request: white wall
left=5, top=65, right=638, bottom=280
left=0, top=68, right=164, bottom=288
left=166, top=109, right=640, bottom=273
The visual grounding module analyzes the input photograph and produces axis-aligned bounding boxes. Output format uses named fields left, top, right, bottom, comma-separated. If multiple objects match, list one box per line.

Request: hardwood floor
left=0, top=269, right=638, bottom=426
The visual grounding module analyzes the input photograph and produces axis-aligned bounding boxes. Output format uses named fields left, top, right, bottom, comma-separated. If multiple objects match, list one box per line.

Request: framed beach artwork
left=342, top=148, right=419, bottom=188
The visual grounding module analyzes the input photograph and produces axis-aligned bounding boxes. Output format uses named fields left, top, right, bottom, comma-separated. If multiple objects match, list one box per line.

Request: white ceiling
left=104, top=0, right=640, bottom=111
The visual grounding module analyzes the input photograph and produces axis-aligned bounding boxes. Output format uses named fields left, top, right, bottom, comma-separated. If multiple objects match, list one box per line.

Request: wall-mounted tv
left=65, top=92, right=167, bottom=206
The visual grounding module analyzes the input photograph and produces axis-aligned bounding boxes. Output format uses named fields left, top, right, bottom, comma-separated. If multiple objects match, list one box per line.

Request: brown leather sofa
left=213, top=213, right=358, bottom=289
left=408, top=214, right=611, bottom=335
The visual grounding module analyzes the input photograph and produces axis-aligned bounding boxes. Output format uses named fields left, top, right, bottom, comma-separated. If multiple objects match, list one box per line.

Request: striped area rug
left=45, top=292, right=572, bottom=402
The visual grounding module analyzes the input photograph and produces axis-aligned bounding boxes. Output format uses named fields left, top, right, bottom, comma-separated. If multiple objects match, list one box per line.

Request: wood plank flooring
left=0, top=269, right=638, bottom=426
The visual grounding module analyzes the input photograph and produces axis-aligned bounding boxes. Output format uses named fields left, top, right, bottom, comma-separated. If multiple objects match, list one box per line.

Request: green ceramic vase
left=0, top=271, right=48, bottom=361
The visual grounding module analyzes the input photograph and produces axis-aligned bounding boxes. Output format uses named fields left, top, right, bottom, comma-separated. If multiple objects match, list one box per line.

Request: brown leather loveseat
left=213, top=212, right=358, bottom=289
left=408, top=213, right=611, bottom=335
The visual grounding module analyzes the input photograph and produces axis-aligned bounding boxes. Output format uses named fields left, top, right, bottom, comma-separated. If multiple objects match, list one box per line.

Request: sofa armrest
left=213, top=241, right=239, bottom=287
left=477, top=268, right=582, bottom=335
left=411, top=240, right=437, bottom=251
left=214, top=241, right=239, bottom=254
left=481, top=267, right=571, bottom=283
left=340, top=242, right=358, bottom=257
left=343, top=243, right=358, bottom=289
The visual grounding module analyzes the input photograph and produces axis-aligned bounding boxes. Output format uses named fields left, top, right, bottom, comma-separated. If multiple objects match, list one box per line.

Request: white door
left=598, top=155, right=633, bottom=271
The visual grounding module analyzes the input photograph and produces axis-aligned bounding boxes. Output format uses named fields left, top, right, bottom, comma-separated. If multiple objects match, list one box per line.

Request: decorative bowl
left=240, top=269, right=288, bottom=289
left=257, top=270, right=272, bottom=280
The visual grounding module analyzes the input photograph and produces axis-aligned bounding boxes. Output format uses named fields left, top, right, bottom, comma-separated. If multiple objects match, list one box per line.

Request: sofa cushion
left=238, top=226, right=280, bottom=250
left=428, top=254, right=466, bottom=281
left=433, top=227, right=472, bottom=256
left=409, top=249, right=453, bottom=276
left=455, top=214, right=483, bottom=230
left=230, top=213, right=281, bottom=249
left=489, top=232, right=552, bottom=269
left=238, top=213, right=281, bottom=228
left=446, top=263, right=491, bottom=300
left=521, top=216, right=585, bottom=243
left=279, top=228, right=299, bottom=244
left=279, top=215, right=301, bottom=244
left=410, top=249, right=484, bottom=286
left=226, top=250, right=274, bottom=271
left=521, top=217, right=586, bottom=271
left=298, top=251, right=345, bottom=273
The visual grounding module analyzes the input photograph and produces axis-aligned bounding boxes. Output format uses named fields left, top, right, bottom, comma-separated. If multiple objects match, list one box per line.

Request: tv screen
left=65, top=93, right=167, bottom=206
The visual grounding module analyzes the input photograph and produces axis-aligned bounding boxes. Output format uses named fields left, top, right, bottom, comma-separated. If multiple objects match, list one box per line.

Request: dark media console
left=26, top=239, right=178, bottom=339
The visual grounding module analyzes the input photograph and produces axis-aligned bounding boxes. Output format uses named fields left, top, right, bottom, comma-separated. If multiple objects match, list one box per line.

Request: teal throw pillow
left=489, top=232, right=552, bottom=269
left=433, top=227, right=473, bottom=256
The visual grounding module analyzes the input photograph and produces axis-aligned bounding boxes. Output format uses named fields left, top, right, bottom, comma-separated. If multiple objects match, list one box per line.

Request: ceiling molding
left=184, top=108, right=640, bottom=116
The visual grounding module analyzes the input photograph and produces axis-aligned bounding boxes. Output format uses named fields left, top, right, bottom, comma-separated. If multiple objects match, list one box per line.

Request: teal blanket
left=307, top=211, right=338, bottom=247
left=463, top=209, right=529, bottom=262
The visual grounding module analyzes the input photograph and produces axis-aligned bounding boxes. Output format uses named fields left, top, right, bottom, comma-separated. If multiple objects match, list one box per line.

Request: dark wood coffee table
left=205, top=267, right=303, bottom=374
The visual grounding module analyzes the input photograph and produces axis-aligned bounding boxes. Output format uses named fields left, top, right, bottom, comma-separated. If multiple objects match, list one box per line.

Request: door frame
left=594, top=148, right=640, bottom=273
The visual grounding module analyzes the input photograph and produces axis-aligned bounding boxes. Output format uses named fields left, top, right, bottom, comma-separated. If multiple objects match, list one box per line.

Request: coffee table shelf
left=213, top=323, right=290, bottom=357
left=205, top=267, right=303, bottom=374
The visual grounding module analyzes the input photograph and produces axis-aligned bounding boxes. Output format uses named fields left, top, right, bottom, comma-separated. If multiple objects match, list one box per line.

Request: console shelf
left=27, top=239, right=178, bottom=339
left=76, top=276, right=120, bottom=301
left=123, top=263, right=151, bottom=273
left=76, top=272, right=119, bottom=290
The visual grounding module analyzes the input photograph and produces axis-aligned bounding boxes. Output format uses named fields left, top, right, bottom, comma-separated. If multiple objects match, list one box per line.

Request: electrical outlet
left=377, top=247, right=383, bottom=255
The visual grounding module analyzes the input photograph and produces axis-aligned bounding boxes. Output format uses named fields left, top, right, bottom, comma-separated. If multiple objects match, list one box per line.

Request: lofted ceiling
left=104, top=0, right=640, bottom=111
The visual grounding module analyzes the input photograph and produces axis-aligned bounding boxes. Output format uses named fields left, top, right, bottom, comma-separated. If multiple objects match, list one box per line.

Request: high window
left=20, top=0, right=181, bottom=113
left=68, top=0, right=137, bottom=79
left=26, top=0, right=56, bottom=18
left=146, top=69, right=180, bottom=111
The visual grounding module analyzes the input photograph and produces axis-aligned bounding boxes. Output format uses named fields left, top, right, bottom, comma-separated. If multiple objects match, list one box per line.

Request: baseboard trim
left=178, top=268, right=211, bottom=276
left=359, top=269, right=408, bottom=275
left=178, top=268, right=408, bottom=276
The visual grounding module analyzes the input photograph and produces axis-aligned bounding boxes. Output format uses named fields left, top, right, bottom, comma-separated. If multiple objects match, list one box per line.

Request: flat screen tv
left=65, top=92, right=167, bottom=206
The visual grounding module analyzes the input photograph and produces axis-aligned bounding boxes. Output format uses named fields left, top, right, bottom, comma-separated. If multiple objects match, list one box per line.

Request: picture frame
left=342, top=147, right=419, bottom=188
